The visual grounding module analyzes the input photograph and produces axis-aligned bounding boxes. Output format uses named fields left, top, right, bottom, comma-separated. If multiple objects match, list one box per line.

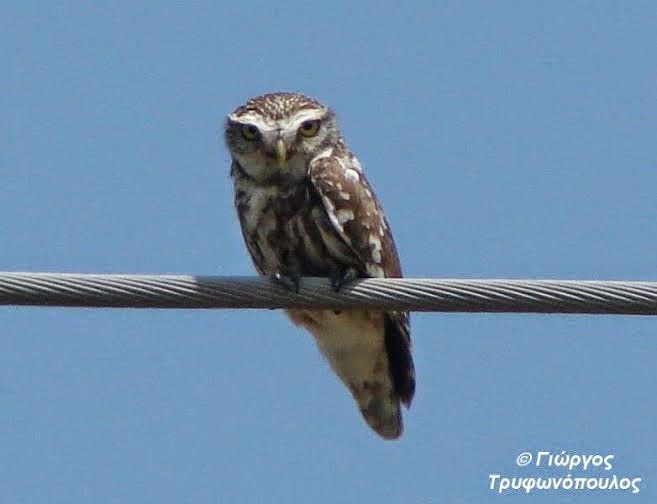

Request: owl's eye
left=241, top=124, right=260, bottom=140
left=299, top=120, right=320, bottom=138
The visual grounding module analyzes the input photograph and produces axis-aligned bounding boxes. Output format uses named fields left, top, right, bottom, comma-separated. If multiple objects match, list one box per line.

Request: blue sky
left=2, top=2, right=656, bottom=502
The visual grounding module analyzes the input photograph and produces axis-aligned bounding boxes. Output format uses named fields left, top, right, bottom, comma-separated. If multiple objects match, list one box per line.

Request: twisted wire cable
left=2, top=272, right=657, bottom=314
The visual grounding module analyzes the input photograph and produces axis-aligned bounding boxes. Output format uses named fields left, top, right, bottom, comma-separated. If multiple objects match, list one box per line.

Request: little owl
left=224, top=92, right=415, bottom=439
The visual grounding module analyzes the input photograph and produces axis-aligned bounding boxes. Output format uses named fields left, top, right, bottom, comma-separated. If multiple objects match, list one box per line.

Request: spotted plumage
left=224, top=92, right=415, bottom=439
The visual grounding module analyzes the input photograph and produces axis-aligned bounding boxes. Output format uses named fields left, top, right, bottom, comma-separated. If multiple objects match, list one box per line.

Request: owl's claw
left=330, top=267, right=359, bottom=292
left=271, top=272, right=301, bottom=293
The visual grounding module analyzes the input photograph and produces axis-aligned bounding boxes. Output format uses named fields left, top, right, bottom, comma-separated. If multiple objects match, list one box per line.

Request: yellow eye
left=299, top=120, right=320, bottom=138
left=241, top=124, right=260, bottom=140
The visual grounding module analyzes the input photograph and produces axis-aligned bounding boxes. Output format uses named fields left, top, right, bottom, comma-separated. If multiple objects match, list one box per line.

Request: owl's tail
left=347, top=360, right=404, bottom=440
left=286, top=308, right=406, bottom=440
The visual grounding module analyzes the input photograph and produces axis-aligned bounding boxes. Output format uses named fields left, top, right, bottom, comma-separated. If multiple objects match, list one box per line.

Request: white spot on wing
left=369, top=234, right=382, bottom=263
left=336, top=208, right=355, bottom=224
left=345, top=169, right=359, bottom=182
left=339, top=191, right=350, bottom=200
left=366, top=264, right=385, bottom=277
left=321, top=195, right=346, bottom=234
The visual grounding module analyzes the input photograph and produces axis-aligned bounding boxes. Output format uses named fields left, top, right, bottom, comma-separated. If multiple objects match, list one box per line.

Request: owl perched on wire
left=224, top=92, right=415, bottom=439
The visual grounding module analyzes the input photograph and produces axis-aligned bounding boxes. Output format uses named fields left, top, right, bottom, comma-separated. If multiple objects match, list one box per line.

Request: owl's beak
left=275, top=138, right=287, bottom=169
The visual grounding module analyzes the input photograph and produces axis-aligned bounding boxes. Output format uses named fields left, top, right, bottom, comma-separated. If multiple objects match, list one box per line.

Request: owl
left=224, top=92, right=415, bottom=439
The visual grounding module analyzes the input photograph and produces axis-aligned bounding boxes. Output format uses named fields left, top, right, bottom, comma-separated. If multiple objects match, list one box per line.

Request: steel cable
left=2, top=272, right=657, bottom=314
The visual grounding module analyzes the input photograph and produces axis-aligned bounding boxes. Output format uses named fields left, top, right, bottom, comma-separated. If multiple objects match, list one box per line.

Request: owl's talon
left=330, top=267, right=359, bottom=292
left=271, top=272, right=301, bottom=293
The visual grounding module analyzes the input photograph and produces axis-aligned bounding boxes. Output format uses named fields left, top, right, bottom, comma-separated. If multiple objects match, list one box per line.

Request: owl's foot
left=330, top=267, right=359, bottom=292
left=270, top=272, right=301, bottom=293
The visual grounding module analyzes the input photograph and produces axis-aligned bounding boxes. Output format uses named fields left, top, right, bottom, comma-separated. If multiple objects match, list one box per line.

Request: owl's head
left=225, top=92, right=341, bottom=184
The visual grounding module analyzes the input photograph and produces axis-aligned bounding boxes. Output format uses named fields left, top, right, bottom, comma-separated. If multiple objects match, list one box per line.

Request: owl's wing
left=308, top=156, right=415, bottom=407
